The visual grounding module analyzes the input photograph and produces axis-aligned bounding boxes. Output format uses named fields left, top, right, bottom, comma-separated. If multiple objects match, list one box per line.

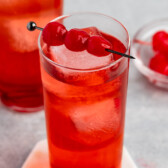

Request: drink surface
left=0, top=0, right=63, bottom=111
left=41, top=28, right=129, bottom=168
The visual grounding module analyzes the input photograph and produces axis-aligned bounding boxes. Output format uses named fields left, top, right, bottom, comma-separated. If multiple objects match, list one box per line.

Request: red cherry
left=87, top=35, right=112, bottom=56
left=149, top=53, right=168, bottom=74
left=64, top=29, right=90, bottom=51
left=161, top=37, right=168, bottom=56
left=164, top=65, right=168, bottom=76
left=42, top=22, right=67, bottom=46
left=152, top=31, right=168, bottom=55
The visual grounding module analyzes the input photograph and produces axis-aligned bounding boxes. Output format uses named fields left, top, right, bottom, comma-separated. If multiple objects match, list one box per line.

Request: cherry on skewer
left=27, top=21, right=135, bottom=59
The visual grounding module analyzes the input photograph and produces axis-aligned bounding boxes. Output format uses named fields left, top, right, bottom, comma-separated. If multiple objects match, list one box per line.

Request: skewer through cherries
left=27, top=21, right=134, bottom=59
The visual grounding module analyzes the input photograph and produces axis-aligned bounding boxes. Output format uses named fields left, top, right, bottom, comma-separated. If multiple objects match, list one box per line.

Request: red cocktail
left=39, top=13, right=130, bottom=168
left=0, top=0, right=63, bottom=112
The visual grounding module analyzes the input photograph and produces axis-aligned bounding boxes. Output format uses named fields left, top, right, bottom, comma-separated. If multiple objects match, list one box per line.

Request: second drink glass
left=0, top=0, right=63, bottom=112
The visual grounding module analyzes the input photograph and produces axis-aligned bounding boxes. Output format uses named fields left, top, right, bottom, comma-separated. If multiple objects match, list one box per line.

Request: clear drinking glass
left=0, top=0, right=63, bottom=112
left=39, top=13, right=130, bottom=168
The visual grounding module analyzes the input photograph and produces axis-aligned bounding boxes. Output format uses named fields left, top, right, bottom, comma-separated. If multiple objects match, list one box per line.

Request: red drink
left=0, top=0, right=63, bottom=112
left=39, top=13, right=130, bottom=168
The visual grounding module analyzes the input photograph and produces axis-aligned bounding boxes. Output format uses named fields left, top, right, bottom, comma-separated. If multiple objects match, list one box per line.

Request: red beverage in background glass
left=0, top=0, right=63, bottom=112
left=39, top=13, right=130, bottom=168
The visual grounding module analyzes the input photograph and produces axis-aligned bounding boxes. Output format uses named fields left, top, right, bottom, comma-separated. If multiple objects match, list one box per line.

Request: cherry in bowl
left=131, top=19, right=168, bottom=90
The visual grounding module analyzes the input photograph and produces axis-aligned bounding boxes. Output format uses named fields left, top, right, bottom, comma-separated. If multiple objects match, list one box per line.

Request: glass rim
left=38, top=12, right=130, bottom=72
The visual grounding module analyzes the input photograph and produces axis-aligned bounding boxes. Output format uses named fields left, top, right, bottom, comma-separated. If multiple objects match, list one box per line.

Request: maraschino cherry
left=42, top=22, right=67, bottom=46
left=149, top=30, right=168, bottom=76
left=87, top=35, right=112, bottom=56
left=64, top=29, right=89, bottom=51
left=149, top=53, right=168, bottom=75
left=152, top=31, right=168, bottom=55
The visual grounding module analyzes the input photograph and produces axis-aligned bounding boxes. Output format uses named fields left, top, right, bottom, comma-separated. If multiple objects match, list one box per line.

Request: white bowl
left=131, top=19, right=168, bottom=90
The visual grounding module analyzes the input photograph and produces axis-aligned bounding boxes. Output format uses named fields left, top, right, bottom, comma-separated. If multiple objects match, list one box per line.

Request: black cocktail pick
left=105, top=49, right=135, bottom=59
left=27, top=21, right=43, bottom=31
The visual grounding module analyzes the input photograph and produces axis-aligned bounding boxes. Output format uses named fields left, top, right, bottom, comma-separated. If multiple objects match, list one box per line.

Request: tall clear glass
left=0, top=0, right=63, bottom=112
left=39, top=13, right=130, bottom=168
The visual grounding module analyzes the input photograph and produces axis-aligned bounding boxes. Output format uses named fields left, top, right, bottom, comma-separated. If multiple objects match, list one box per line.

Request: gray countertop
left=0, top=0, right=168, bottom=168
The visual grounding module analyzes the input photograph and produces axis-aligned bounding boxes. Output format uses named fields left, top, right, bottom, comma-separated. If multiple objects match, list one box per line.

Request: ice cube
left=69, top=98, right=121, bottom=145
left=50, top=45, right=113, bottom=69
left=82, top=27, right=102, bottom=36
left=70, top=99, right=120, bottom=133
left=49, top=26, right=113, bottom=69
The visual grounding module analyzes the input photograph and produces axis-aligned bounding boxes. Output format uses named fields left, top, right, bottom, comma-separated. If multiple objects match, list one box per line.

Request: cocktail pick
left=27, top=21, right=43, bottom=31
left=27, top=21, right=135, bottom=59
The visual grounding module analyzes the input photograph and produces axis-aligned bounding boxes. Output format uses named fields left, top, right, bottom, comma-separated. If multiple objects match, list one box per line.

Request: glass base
left=0, top=94, right=44, bottom=112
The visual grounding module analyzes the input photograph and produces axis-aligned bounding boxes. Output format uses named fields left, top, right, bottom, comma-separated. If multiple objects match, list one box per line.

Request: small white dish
left=131, top=19, right=168, bottom=89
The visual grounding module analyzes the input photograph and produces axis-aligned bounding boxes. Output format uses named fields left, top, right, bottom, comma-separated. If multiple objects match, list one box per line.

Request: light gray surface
left=0, top=0, right=168, bottom=168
